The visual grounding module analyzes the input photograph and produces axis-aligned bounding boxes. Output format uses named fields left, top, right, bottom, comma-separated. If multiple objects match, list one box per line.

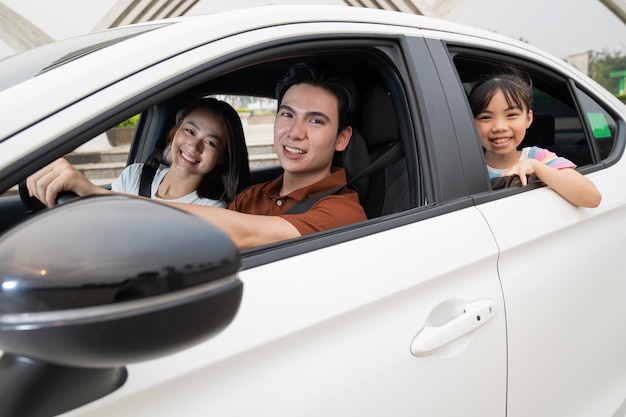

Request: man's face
left=273, top=83, right=351, bottom=180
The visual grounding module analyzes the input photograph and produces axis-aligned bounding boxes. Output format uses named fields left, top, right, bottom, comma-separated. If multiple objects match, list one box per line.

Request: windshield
left=0, top=23, right=171, bottom=92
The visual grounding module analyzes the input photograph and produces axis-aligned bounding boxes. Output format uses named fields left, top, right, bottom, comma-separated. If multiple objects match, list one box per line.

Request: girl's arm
left=505, top=159, right=601, bottom=207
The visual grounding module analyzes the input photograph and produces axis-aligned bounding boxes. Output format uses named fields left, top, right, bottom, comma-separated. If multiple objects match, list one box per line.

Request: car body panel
left=62, top=207, right=506, bottom=416
left=477, top=163, right=626, bottom=417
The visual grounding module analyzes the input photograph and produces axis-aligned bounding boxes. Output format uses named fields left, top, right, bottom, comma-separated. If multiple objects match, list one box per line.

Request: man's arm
left=167, top=202, right=301, bottom=250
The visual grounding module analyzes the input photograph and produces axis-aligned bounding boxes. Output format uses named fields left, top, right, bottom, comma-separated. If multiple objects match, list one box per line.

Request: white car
left=0, top=5, right=625, bottom=417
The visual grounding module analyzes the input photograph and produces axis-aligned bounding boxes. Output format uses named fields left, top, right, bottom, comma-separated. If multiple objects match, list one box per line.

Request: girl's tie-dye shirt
left=487, top=146, right=576, bottom=181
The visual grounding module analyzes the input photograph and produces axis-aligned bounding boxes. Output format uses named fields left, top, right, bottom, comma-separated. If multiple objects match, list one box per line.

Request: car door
left=480, top=102, right=626, bottom=417
left=442, top=44, right=626, bottom=416
left=61, top=210, right=505, bottom=417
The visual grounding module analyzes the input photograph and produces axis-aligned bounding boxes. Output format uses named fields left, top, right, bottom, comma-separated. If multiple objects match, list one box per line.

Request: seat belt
left=139, top=163, right=157, bottom=198
left=138, top=143, right=167, bottom=198
left=285, top=141, right=403, bottom=215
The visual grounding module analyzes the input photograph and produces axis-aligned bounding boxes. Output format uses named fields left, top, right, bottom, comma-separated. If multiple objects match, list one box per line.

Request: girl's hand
left=503, top=159, right=538, bottom=186
left=502, top=159, right=601, bottom=207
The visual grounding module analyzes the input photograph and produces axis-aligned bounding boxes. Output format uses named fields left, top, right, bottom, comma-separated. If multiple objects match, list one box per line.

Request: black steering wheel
left=18, top=180, right=79, bottom=214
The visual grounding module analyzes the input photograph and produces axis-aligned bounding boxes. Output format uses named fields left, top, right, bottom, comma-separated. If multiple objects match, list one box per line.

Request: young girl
left=468, top=73, right=601, bottom=208
left=27, top=98, right=250, bottom=207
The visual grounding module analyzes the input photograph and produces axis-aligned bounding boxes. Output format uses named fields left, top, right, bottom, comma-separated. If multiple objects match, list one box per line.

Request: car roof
left=0, top=5, right=544, bottom=89
left=0, top=5, right=602, bottom=142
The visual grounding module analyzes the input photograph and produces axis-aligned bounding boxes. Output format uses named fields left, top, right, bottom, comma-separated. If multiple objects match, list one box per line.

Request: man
left=27, top=62, right=367, bottom=249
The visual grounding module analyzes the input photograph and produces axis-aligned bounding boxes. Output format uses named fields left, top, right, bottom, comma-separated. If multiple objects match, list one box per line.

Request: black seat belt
left=285, top=142, right=403, bottom=214
left=139, top=163, right=157, bottom=198
left=139, top=141, right=170, bottom=198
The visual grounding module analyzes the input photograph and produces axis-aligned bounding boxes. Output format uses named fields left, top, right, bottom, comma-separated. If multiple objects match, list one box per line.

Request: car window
left=575, top=87, right=618, bottom=160
left=1, top=47, right=417, bottom=222
left=531, top=84, right=592, bottom=166
left=452, top=51, right=609, bottom=171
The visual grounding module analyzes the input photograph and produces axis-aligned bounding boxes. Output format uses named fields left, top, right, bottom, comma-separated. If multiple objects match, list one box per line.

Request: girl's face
left=170, top=107, right=227, bottom=176
left=474, top=89, right=533, bottom=158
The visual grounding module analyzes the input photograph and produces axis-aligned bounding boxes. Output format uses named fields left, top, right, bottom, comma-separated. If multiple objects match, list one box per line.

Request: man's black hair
left=275, top=62, right=354, bottom=133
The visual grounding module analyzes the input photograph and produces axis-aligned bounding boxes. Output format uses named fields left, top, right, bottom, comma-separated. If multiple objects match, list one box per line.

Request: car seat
left=341, top=84, right=410, bottom=218
left=523, top=112, right=555, bottom=149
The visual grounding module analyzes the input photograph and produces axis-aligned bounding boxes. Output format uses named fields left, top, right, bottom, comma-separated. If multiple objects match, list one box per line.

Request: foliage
left=589, top=50, right=626, bottom=94
left=115, top=114, right=140, bottom=128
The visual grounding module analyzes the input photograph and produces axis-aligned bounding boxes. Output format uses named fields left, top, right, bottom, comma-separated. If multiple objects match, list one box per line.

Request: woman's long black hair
left=163, top=97, right=250, bottom=203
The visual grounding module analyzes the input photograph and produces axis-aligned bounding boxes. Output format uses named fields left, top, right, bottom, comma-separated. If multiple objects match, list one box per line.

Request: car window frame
left=0, top=24, right=488, bottom=271
left=443, top=44, right=613, bottom=200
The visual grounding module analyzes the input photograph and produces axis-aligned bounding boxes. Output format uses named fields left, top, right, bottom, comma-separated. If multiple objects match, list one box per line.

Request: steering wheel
left=18, top=180, right=79, bottom=214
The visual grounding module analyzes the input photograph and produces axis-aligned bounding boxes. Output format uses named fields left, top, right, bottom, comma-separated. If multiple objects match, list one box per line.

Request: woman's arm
left=26, top=158, right=112, bottom=207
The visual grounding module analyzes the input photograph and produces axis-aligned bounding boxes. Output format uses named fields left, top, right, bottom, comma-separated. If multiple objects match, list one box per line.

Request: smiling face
left=169, top=107, right=227, bottom=178
left=273, top=83, right=351, bottom=187
left=474, top=89, right=533, bottom=167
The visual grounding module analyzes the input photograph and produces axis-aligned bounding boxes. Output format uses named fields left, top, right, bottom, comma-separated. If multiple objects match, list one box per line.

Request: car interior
left=126, top=52, right=413, bottom=220
left=0, top=48, right=421, bottom=241
left=452, top=52, right=617, bottom=170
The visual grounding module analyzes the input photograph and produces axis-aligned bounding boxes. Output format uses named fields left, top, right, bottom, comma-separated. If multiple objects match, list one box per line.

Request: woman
left=27, top=98, right=250, bottom=207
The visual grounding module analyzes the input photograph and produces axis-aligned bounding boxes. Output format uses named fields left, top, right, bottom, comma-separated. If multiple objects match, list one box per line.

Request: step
left=74, top=162, right=127, bottom=180
left=74, top=154, right=279, bottom=179
left=247, top=144, right=275, bottom=155
left=249, top=154, right=279, bottom=167
left=67, top=143, right=276, bottom=162
left=66, top=147, right=130, bottom=165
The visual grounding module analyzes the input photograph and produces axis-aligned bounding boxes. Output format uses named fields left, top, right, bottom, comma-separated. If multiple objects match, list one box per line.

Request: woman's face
left=170, top=107, right=228, bottom=176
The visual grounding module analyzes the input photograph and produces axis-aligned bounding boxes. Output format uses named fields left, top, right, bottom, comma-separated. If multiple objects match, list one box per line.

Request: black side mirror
left=0, top=195, right=243, bottom=416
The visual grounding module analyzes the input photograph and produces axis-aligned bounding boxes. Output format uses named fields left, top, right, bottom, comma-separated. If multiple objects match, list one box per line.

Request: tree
left=589, top=50, right=626, bottom=94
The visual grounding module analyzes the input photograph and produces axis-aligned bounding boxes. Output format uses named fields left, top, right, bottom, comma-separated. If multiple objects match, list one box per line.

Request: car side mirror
left=0, top=195, right=243, bottom=417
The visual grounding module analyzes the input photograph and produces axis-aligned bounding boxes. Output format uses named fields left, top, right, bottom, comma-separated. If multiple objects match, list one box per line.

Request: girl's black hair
left=167, top=97, right=250, bottom=203
left=468, top=69, right=534, bottom=117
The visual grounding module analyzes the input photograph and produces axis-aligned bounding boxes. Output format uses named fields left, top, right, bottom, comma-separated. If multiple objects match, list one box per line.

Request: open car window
left=451, top=48, right=617, bottom=180
left=0, top=37, right=421, bottom=261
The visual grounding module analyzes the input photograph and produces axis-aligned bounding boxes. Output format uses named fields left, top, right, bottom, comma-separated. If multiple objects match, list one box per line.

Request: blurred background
left=1, top=0, right=624, bottom=94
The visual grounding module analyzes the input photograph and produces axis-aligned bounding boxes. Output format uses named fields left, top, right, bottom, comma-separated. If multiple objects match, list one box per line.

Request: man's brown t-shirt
left=227, top=167, right=367, bottom=235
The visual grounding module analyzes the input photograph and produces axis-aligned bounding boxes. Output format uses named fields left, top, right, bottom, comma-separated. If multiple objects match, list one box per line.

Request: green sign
left=587, top=112, right=612, bottom=138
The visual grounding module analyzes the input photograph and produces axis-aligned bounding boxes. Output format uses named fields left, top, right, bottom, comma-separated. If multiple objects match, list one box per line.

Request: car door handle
left=411, top=299, right=497, bottom=356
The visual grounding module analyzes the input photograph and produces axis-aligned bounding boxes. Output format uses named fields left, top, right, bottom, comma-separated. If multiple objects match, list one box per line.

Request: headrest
left=360, top=85, right=398, bottom=149
left=341, top=129, right=371, bottom=204
left=524, top=113, right=555, bottom=149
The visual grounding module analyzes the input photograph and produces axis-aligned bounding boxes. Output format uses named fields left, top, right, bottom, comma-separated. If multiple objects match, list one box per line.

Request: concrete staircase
left=68, top=118, right=278, bottom=184
left=65, top=146, right=130, bottom=186
left=66, top=142, right=278, bottom=186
